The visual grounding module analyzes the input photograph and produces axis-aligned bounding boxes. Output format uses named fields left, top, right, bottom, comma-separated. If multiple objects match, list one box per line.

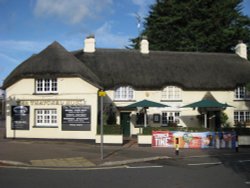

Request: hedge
left=141, top=126, right=250, bottom=135
left=221, top=127, right=250, bottom=135
left=97, top=124, right=122, bottom=135
left=96, top=125, right=250, bottom=135
left=142, top=126, right=209, bottom=135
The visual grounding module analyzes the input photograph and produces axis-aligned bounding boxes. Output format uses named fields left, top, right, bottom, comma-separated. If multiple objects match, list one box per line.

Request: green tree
left=130, top=0, right=250, bottom=54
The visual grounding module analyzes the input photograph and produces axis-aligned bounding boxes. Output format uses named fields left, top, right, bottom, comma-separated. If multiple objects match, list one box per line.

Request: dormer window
left=114, top=86, right=134, bottom=101
left=234, top=86, right=250, bottom=100
left=36, top=79, right=57, bottom=94
left=162, top=86, right=182, bottom=101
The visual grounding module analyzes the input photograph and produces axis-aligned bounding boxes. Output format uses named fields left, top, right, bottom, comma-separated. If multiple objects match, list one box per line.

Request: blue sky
left=0, top=0, right=250, bottom=86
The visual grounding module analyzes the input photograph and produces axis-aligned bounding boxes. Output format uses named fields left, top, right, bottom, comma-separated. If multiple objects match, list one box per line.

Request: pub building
left=2, top=36, right=250, bottom=142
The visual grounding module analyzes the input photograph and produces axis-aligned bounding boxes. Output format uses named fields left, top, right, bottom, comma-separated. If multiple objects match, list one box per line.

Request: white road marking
left=188, top=162, right=222, bottom=166
left=184, top=152, right=250, bottom=159
left=238, top=159, right=250, bottom=163
left=126, top=165, right=163, bottom=169
left=245, top=181, right=250, bottom=185
left=0, top=165, right=127, bottom=171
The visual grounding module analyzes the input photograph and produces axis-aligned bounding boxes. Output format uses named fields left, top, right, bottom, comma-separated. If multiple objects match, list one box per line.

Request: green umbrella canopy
left=182, top=92, right=234, bottom=109
left=125, top=99, right=169, bottom=108
left=181, top=99, right=233, bottom=108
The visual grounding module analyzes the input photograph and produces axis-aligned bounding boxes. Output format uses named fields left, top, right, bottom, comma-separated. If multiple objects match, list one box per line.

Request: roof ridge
left=72, top=48, right=237, bottom=56
left=3, top=41, right=102, bottom=89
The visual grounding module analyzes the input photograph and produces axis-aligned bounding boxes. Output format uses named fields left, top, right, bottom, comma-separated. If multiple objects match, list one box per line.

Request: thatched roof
left=3, top=41, right=101, bottom=89
left=3, top=41, right=250, bottom=90
left=74, top=48, right=250, bottom=90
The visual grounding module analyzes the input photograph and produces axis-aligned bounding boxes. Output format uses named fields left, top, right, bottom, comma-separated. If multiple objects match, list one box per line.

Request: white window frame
left=35, top=109, right=57, bottom=127
left=114, top=86, right=134, bottom=101
left=162, top=86, right=182, bottom=100
left=234, top=86, right=250, bottom=100
left=234, top=111, right=250, bottom=123
left=36, top=79, right=58, bottom=94
left=162, top=111, right=180, bottom=125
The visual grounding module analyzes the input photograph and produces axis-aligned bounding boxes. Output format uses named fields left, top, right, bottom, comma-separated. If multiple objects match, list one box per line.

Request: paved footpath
left=0, top=120, right=249, bottom=168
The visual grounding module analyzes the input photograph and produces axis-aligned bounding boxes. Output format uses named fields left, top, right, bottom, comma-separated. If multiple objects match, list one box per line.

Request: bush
left=222, top=127, right=250, bottom=135
left=97, top=124, right=121, bottom=135
left=142, top=126, right=209, bottom=135
left=234, top=122, right=246, bottom=128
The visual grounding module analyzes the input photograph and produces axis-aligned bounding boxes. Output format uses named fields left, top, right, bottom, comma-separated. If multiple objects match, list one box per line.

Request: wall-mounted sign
left=11, top=106, right=30, bottom=130
left=153, top=114, right=161, bottom=123
left=62, top=106, right=91, bottom=131
left=20, top=99, right=86, bottom=106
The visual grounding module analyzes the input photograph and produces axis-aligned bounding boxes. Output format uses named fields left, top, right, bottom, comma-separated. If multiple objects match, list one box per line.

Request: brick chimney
left=84, top=35, right=95, bottom=53
left=140, top=36, right=149, bottom=54
left=235, top=40, right=247, bottom=59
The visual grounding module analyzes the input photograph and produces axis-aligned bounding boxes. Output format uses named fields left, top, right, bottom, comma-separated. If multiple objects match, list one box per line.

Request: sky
left=0, top=0, right=250, bottom=87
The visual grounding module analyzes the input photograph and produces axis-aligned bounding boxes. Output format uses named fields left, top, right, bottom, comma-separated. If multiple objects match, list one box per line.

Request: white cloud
left=131, top=0, right=155, bottom=17
left=0, top=40, right=50, bottom=86
left=0, top=40, right=48, bottom=53
left=95, top=22, right=131, bottom=48
left=0, top=52, right=19, bottom=64
left=34, top=0, right=113, bottom=24
left=0, top=53, right=20, bottom=86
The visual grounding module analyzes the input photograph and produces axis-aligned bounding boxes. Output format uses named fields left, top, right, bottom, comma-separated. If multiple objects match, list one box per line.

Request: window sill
left=113, top=100, right=136, bottom=102
left=33, top=93, right=58, bottom=95
left=234, top=99, right=250, bottom=101
left=161, top=125, right=181, bottom=127
left=161, top=100, right=183, bottom=102
left=33, top=126, right=58, bottom=128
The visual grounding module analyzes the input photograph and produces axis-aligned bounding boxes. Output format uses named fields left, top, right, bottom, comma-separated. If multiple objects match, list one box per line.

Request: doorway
left=207, top=111, right=221, bottom=130
left=120, top=112, right=130, bottom=137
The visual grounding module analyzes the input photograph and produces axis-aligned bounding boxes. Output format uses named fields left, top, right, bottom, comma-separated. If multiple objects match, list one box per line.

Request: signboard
left=152, top=131, right=174, bottom=147
left=98, top=90, right=106, bottom=97
left=11, top=106, right=30, bottom=130
left=152, top=131, right=236, bottom=148
left=62, top=106, right=91, bottom=131
left=152, top=131, right=215, bottom=148
left=20, top=99, right=86, bottom=106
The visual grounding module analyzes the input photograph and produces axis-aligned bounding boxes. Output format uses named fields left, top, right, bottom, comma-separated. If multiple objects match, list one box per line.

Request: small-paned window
left=36, top=79, right=57, bottom=94
left=35, top=109, right=57, bottom=127
left=114, top=86, right=134, bottom=100
left=162, top=86, right=182, bottom=100
left=234, top=111, right=250, bottom=123
left=234, top=86, right=250, bottom=100
left=162, top=111, right=180, bottom=125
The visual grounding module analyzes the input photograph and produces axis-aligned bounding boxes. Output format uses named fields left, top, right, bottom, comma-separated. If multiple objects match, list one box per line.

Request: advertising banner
left=215, top=132, right=236, bottom=149
left=62, top=106, right=91, bottom=131
left=11, top=106, right=30, bottom=130
left=152, top=131, right=235, bottom=149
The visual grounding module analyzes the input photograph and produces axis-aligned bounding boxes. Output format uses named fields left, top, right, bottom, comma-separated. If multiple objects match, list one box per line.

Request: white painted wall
left=105, top=89, right=249, bottom=136
left=5, top=77, right=99, bottom=139
left=6, top=77, right=250, bottom=139
left=95, top=135, right=123, bottom=144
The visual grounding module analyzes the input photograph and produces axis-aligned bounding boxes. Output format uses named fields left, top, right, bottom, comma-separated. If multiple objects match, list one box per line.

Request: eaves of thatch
left=2, top=41, right=102, bottom=89
left=74, top=48, right=250, bottom=91
left=3, top=41, right=250, bottom=91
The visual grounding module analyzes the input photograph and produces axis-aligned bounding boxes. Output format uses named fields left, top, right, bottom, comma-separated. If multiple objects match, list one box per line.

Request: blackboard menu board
left=11, top=106, right=30, bottom=130
left=62, top=106, right=91, bottom=131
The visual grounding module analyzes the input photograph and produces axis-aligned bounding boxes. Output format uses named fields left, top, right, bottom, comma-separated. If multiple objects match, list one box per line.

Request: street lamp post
left=99, top=90, right=106, bottom=160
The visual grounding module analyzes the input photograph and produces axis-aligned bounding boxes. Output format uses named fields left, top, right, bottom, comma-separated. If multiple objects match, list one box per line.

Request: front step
left=123, top=137, right=138, bottom=148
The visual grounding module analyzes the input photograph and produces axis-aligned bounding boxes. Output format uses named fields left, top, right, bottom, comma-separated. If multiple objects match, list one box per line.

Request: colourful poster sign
left=152, top=131, right=174, bottom=147
left=152, top=131, right=235, bottom=149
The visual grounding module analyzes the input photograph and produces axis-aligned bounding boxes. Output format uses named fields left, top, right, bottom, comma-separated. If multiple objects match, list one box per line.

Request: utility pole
left=99, top=90, right=106, bottom=160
